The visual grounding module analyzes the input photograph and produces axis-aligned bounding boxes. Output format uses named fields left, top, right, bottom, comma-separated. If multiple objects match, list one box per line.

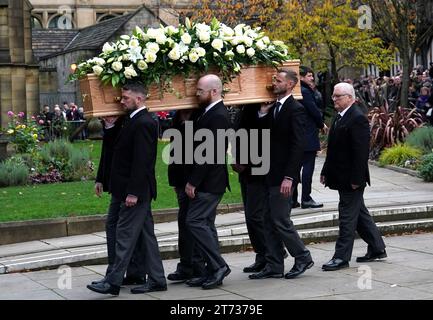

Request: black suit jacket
left=261, top=95, right=306, bottom=187
left=300, top=81, right=324, bottom=152
left=187, top=101, right=231, bottom=194
left=110, top=109, right=157, bottom=201
left=321, top=104, right=371, bottom=191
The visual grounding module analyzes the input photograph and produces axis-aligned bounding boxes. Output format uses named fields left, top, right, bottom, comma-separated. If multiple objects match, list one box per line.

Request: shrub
left=63, top=148, right=93, bottom=181
left=378, top=144, right=422, bottom=167
left=406, top=126, right=433, bottom=154
left=0, top=158, right=29, bottom=187
left=368, top=103, right=424, bottom=159
left=418, top=153, right=433, bottom=182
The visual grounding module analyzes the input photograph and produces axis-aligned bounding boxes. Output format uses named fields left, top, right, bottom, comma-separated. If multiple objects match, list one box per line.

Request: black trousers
left=292, top=151, right=317, bottom=203
left=240, top=177, right=267, bottom=265
left=175, top=188, right=207, bottom=277
left=334, top=187, right=386, bottom=261
left=105, top=196, right=144, bottom=278
left=105, top=195, right=166, bottom=287
left=263, top=186, right=311, bottom=273
left=185, top=192, right=226, bottom=272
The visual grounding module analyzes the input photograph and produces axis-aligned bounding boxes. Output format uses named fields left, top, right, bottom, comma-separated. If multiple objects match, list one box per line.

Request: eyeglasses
left=331, top=94, right=349, bottom=100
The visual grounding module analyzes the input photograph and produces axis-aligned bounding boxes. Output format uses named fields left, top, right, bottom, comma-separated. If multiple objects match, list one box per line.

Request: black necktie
left=333, top=114, right=342, bottom=129
left=274, top=101, right=282, bottom=119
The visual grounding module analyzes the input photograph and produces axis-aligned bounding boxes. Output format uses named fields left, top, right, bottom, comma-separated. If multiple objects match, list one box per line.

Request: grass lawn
left=0, top=140, right=242, bottom=222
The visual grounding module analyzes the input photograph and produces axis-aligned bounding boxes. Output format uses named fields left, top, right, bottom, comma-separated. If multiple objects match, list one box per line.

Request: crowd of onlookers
left=37, top=102, right=86, bottom=141
left=344, top=62, right=433, bottom=125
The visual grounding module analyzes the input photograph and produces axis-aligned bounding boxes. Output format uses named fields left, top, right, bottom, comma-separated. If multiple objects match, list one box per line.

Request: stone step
left=2, top=215, right=433, bottom=274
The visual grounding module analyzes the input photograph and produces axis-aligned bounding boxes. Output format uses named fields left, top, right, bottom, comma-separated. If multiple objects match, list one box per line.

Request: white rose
left=102, top=43, right=114, bottom=53
left=181, top=33, right=192, bottom=45
left=145, top=51, right=157, bottom=63
left=156, top=34, right=167, bottom=44
left=243, top=36, right=253, bottom=47
left=111, top=61, right=123, bottom=72
left=168, top=46, right=181, bottom=60
left=230, top=36, right=242, bottom=46
left=146, top=42, right=160, bottom=54
left=246, top=47, right=255, bottom=57
left=129, top=38, right=140, bottom=48
left=221, top=25, right=234, bottom=37
left=236, top=45, right=245, bottom=54
left=225, top=50, right=234, bottom=60
left=188, top=51, right=199, bottom=63
left=137, top=60, right=148, bottom=70
left=146, top=28, right=159, bottom=39
left=196, top=47, right=206, bottom=57
left=255, top=40, right=267, bottom=51
left=123, top=65, right=137, bottom=79
left=92, top=65, right=103, bottom=75
left=93, top=57, right=106, bottom=66
left=197, top=31, right=210, bottom=43
left=211, top=39, right=224, bottom=52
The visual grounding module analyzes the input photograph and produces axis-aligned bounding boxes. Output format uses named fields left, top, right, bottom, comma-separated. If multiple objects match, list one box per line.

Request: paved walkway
left=2, top=232, right=433, bottom=300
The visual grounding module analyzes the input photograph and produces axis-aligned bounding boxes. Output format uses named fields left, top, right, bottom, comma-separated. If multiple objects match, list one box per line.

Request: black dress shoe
left=284, top=260, right=314, bottom=279
left=130, top=282, right=167, bottom=294
left=91, top=277, right=106, bottom=285
left=322, top=258, right=349, bottom=271
left=122, top=276, right=146, bottom=285
left=243, top=262, right=266, bottom=273
left=87, top=281, right=120, bottom=295
left=202, top=265, right=231, bottom=290
left=356, top=250, right=387, bottom=263
left=301, top=199, right=324, bottom=209
left=248, top=269, right=283, bottom=280
left=186, top=276, right=208, bottom=287
left=167, top=271, right=191, bottom=282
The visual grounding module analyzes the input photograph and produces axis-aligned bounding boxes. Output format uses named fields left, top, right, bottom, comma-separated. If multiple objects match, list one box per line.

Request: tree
left=366, top=0, right=433, bottom=107
left=266, top=0, right=392, bottom=84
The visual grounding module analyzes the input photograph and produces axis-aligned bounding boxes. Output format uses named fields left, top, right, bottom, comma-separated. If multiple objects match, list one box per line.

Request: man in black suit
left=90, top=115, right=146, bottom=287
left=87, top=82, right=166, bottom=295
left=321, top=82, right=386, bottom=271
left=166, top=110, right=207, bottom=283
left=249, top=69, right=314, bottom=280
left=184, top=74, right=231, bottom=289
left=292, top=66, right=326, bottom=209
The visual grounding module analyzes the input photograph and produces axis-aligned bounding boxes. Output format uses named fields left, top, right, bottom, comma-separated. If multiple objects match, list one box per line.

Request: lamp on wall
left=70, top=63, right=77, bottom=72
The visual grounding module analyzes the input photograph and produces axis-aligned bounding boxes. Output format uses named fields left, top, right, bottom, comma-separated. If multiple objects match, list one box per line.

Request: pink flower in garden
left=31, top=116, right=36, bottom=120
left=18, top=112, right=25, bottom=118
left=7, top=111, right=14, bottom=117
left=39, top=119, right=44, bottom=125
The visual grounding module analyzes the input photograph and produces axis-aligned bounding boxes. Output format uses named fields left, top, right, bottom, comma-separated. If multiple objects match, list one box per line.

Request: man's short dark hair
left=278, top=68, right=298, bottom=85
left=299, top=66, right=314, bottom=77
left=122, top=82, right=148, bottom=97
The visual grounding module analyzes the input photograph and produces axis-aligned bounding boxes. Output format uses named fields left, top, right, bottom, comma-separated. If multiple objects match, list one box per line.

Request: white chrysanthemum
left=137, top=60, right=148, bottom=71
left=181, top=33, right=192, bottom=45
left=188, top=51, right=199, bottom=63
left=196, top=47, right=206, bottom=57
left=236, top=45, right=245, bottom=54
left=112, top=61, right=123, bottom=72
left=92, top=65, right=104, bottom=75
left=211, top=39, right=224, bottom=52
left=145, top=51, right=157, bottom=63
left=146, top=42, right=160, bottom=54
left=246, top=47, right=255, bottom=57
left=124, top=65, right=137, bottom=79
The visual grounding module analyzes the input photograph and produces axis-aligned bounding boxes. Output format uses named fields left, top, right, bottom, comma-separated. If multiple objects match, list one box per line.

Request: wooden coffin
left=80, top=60, right=302, bottom=118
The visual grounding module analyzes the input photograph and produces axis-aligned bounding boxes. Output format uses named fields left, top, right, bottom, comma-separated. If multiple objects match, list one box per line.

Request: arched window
left=48, top=14, right=74, bottom=29
left=31, top=16, right=43, bottom=29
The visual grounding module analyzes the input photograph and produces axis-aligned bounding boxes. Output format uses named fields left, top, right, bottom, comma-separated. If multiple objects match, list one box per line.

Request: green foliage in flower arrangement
left=418, top=153, right=433, bottom=182
left=405, top=126, right=433, bottom=155
left=378, top=144, right=422, bottom=168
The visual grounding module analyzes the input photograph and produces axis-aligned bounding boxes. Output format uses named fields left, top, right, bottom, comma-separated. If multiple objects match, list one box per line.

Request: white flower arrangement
left=69, top=17, right=291, bottom=88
